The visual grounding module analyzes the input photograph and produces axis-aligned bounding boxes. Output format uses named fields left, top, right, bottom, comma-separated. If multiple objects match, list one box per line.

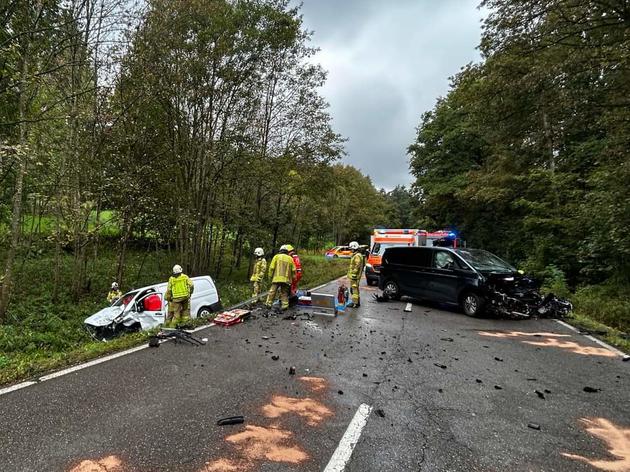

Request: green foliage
left=572, top=284, right=630, bottom=334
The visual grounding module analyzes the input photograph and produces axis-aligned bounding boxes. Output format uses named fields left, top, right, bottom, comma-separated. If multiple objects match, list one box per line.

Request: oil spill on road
left=298, top=376, right=327, bottom=392
left=262, top=395, right=333, bottom=425
left=203, top=376, right=332, bottom=471
left=478, top=330, right=617, bottom=357
left=68, top=455, right=124, bottom=472
left=562, top=418, right=630, bottom=471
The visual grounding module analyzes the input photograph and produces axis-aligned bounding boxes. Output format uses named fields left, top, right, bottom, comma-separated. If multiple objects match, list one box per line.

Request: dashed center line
left=324, top=403, right=373, bottom=472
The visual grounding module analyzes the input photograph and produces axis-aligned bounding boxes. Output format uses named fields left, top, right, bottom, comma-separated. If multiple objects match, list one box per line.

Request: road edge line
left=555, top=319, right=627, bottom=357
left=324, top=403, right=373, bottom=472
left=0, top=381, right=37, bottom=396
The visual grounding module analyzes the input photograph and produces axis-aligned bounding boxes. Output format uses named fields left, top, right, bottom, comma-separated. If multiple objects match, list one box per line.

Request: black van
left=378, top=246, right=528, bottom=316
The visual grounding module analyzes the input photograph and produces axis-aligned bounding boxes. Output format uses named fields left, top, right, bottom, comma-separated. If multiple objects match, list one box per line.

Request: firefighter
left=107, top=282, right=122, bottom=304
left=250, top=247, right=267, bottom=298
left=286, top=244, right=302, bottom=297
left=347, top=241, right=365, bottom=308
left=265, top=245, right=296, bottom=311
left=165, top=264, right=194, bottom=327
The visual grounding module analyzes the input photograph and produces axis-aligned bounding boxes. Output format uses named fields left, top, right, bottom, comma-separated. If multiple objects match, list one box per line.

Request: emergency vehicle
left=365, top=229, right=464, bottom=285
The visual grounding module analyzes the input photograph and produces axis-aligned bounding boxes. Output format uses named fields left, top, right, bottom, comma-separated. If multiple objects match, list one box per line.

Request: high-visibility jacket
left=107, top=290, right=122, bottom=304
left=291, top=253, right=302, bottom=283
left=268, top=253, right=296, bottom=284
left=347, top=252, right=365, bottom=281
left=250, top=257, right=267, bottom=282
left=166, top=274, right=194, bottom=301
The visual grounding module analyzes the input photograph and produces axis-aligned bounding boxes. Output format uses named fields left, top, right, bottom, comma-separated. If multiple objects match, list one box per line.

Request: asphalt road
left=1, top=278, right=629, bottom=472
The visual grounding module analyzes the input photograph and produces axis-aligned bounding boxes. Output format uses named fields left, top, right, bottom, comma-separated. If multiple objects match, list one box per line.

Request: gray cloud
left=298, top=0, right=484, bottom=189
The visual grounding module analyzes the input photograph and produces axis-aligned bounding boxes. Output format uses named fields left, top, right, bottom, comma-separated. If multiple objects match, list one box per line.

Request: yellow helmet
left=285, top=244, right=295, bottom=252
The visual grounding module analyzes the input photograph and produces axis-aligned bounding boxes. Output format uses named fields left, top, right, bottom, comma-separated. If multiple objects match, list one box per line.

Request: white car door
left=134, top=291, right=166, bottom=330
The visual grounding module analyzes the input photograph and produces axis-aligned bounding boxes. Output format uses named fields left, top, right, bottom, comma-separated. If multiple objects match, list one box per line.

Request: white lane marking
left=0, top=381, right=37, bottom=396
left=583, top=335, right=627, bottom=357
left=39, top=344, right=150, bottom=381
left=555, top=319, right=580, bottom=333
left=324, top=403, right=373, bottom=472
left=555, top=320, right=626, bottom=357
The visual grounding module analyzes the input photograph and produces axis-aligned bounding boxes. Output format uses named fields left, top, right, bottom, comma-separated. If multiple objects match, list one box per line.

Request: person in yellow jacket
left=250, top=247, right=267, bottom=298
left=165, top=264, right=194, bottom=327
left=347, top=241, right=365, bottom=308
left=265, top=245, right=296, bottom=311
left=107, top=282, right=122, bottom=304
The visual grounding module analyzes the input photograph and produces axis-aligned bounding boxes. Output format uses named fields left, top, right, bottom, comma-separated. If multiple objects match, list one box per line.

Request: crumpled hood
left=482, top=271, right=538, bottom=291
left=84, top=306, right=124, bottom=327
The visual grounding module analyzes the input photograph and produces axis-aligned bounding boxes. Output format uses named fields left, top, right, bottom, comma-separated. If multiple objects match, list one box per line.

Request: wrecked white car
left=84, top=276, right=221, bottom=339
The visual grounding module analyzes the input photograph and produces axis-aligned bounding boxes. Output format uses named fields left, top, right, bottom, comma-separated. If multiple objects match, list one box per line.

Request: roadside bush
left=572, top=284, right=630, bottom=333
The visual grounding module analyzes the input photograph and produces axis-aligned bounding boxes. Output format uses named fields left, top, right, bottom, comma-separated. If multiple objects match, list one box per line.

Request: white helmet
left=111, top=282, right=119, bottom=290
left=172, top=264, right=183, bottom=275
left=254, top=247, right=264, bottom=257
left=279, top=244, right=289, bottom=252
left=349, top=241, right=359, bottom=250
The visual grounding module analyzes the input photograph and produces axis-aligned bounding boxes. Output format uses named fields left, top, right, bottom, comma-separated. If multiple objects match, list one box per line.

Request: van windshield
left=455, top=249, right=514, bottom=272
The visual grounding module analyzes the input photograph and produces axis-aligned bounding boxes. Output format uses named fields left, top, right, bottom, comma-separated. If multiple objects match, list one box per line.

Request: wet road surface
left=1, top=279, right=629, bottom=472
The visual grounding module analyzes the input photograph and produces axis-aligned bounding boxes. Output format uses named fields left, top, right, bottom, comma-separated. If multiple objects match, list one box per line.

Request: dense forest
left=408, top=0, right=629, bottom=330
left=0, top=0, right=404, bottom=323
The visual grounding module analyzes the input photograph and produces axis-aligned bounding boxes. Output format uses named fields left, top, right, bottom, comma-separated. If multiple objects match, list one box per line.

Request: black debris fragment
left=494, top=385, right=503, bottom=390
left=217, top=416, right=245, bottom=426
left=527, top=423, right=541, bottom=431
left=475, top=379, right=483, bottom=384
left=375, top=409, right=386, bottom=418
left=337, top=390, right=344, bottom=395
left=583, top=386, right=600, bottom=393
left=535, top=390, right=545, bottom=399
left=271, top=355, right=279, bottom=361
left=434, top=363, right=447, bottom=369
left=440, top=338, right=454, bottom=342
left=494, top=357, right=503, bottom=362
left=148, top=337, right=160, bottom=348
left=289, top=366, right=296, bottom=375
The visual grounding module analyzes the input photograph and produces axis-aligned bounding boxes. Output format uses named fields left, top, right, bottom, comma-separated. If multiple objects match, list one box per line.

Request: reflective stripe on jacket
left=168, top=274, right=193, bottom=300
left=250, top=258, right=267, bottom=282
left=268, top=253, right=296, bottom=284
left=347, top=252, right=365, bottom=280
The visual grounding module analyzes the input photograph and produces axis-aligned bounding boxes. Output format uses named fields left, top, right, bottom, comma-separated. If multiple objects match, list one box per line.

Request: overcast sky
left=297, top=0, right=485, bottom=190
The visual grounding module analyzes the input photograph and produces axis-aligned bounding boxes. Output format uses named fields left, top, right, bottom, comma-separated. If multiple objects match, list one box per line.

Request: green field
left=0, top=249, right=347, bottom=386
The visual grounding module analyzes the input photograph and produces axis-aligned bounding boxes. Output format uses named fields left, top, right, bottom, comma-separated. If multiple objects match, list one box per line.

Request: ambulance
left=365, top=229, right=464, bottom=285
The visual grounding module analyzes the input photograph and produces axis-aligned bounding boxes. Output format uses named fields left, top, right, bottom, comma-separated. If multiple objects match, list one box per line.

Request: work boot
left=347, top=302, right=360, bottom=308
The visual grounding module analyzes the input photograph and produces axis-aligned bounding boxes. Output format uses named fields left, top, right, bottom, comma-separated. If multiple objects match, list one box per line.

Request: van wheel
left=383, top=280, right=401, bottom=300
left=197, top=306, right=214, bottom=318
left=461, top=291, right=485, bottom=317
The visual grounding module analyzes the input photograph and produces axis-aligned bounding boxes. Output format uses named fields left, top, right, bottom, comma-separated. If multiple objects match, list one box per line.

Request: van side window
left=195, top=279, right=211, bottom=292
left=434, top=251, right=455, bottom=269
left=408, top=249, right=431, bottom=267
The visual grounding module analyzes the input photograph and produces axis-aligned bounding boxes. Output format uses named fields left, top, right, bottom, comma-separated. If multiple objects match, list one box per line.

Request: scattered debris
left=527, top=423, right=541, bottom=431
left=535, top=390, right=546, bottom=399
left=289, top=366, right=296, bottom=375
left=404, top=303, right=412, bottom=312
left=337, top=390, right=344, bottom=395
left=375, top=409, right=386, bottom=418
left=494, top=357, right=503, bottom=362
left=156, top=328, right=206, bottom=346
left=373, top=293, right=390, bottom=303
left=434, top=363, right=447, bottom=369
left=148, top=337, right=160, bottom=348
left=494, top=385, right=503, bottom=390
left=217, top=416, right=245, bottom=426
left=475, top=379, right=483, bottom=384
left=583, top=386, right=600, bottom=393
left=623, top=355, right=630, bottom=362
left=440, top=338, right=454, bottom=342
left=271, top=355, right=279, bottom=361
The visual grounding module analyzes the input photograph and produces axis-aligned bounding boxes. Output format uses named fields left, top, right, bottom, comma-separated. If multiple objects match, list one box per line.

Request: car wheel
left=197, top=306, right=214, bottom=318
left=461, top=291, right=485, bottom=317
left=383, top=280, right=401, bottom=300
